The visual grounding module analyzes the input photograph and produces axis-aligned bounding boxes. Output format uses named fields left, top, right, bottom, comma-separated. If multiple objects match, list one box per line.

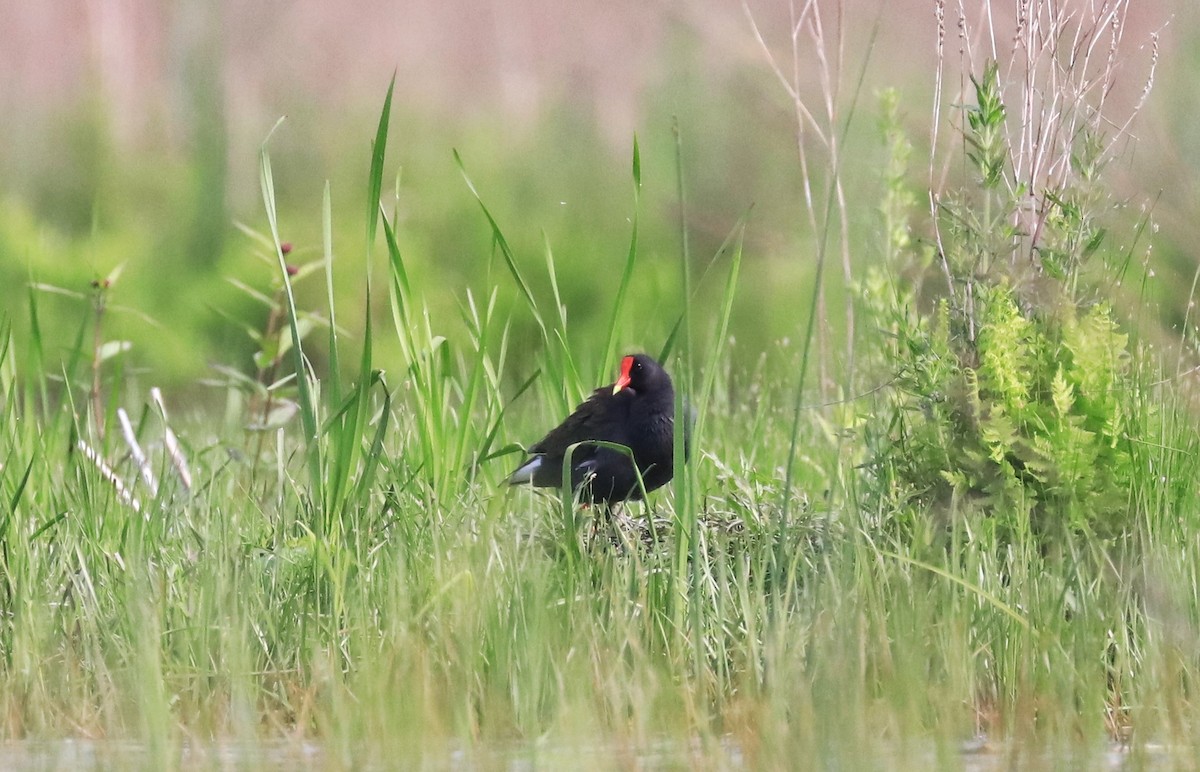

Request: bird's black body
left=509, top=354, right=679, bottom=504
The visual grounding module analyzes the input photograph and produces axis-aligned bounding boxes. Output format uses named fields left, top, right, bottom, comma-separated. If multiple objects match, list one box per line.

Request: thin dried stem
left=78, top=439, right=142, bottom=515
left=930, top=0, right=958, bottom=305
left=117, top=407, right=158, bottom=496
left=152, top=387, right=193, bottom=491
left=745, top=0, right=852, bottom=394
left=932, top=0, right=1156, bottom=286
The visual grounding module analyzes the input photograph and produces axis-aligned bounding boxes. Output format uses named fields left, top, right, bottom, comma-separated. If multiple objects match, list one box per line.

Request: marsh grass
left=0, top=1, right=1197, bottom=769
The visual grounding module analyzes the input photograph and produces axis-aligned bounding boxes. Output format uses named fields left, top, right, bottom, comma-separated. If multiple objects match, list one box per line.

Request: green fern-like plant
left=868, top=284, right=1135, bottom=541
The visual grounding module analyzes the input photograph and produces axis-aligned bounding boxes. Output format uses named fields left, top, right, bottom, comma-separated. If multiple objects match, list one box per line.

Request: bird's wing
left=528, top=386, right=623, bottom=455
left=509, top=386, right=630, bottom=488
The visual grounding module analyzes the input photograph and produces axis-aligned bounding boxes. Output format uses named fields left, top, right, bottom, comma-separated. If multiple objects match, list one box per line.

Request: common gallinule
left=508, top=353, right=679, bottom=504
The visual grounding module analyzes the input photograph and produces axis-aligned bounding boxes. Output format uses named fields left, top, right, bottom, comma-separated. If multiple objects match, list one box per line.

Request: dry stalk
left=117, top=407, right=158, bottom=496
left=151, top=387, right=193, bottom=492
left=77, top=439, right=142, bottom=515
left=743, top=0, right=852, bottom=396
left=930, top=0, right=1159, bottom=307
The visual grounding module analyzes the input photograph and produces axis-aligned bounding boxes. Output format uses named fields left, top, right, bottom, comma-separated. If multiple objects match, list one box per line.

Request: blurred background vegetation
left=0, top=0, right=1195, bottom=398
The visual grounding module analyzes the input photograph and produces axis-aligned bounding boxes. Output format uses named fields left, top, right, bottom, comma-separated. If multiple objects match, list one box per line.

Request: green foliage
left=871, top=283, right=1135, bottom=537
left=863, top=67, right=1143, bottom=543
left=965, top=61, right=1007, bottom=190
left=878, top=88, right=917, bottom=261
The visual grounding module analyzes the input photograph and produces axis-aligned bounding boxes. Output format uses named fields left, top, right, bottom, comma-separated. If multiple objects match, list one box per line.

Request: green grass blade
left=350, top=372, right=390, bottom=506
left=658, top=213, right=747, bottom=364
left=600, top=137, right=642, bottom=371
left=24, top=282, right=48, bottom=414
left=452, top=289, right=495, bottom=479
left=323, top=181, right=342, bottom=405
left=669, top=119, right=698, bottom=657
left=379, top=208, right=414, bottom=366
left=6, top=455, right=35, bottom=520
left=324, top=261, right=376, bottom=521
left=542, top=232, right=569, bottom=340
left=259, top=118, right=323, bottom=501
left=473, top=367, right=540, bottom=477
left=454, top=150, right=547, bottom=339
left=0, top=315, right=12, bottom=402
left=878, top=549, right=1031, bottom=630
left=367, top=75, right=396, bottom=249
left=695, top=222, right=745, bottom=442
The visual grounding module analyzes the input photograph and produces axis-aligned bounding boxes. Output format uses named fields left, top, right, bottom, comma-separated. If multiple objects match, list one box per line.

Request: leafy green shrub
left=862, top=53, right=1148, bottom=543
left=865, top=282, right=1135, bottom=540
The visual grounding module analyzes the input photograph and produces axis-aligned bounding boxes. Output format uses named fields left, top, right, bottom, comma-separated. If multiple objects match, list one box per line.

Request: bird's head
left=612, top=353, right=671, bottom=396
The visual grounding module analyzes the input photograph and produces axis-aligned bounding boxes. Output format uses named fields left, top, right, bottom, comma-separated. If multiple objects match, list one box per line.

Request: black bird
left=508, top=354, right=680, bottom=504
